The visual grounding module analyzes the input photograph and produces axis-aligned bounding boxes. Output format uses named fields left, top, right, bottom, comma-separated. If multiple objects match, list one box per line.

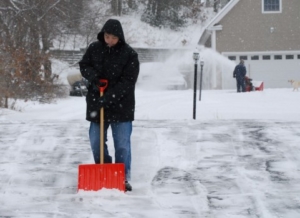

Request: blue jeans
left=236, top=78, right=246, bottom=92
left=89, top=121, right=132, bottom=181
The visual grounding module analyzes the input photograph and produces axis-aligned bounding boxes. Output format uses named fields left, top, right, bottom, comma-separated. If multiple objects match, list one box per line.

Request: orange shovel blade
left=78, top=163, right=125, bottom=192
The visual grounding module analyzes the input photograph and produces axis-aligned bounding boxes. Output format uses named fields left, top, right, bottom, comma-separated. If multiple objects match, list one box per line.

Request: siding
left=216, top=0, right=300, bottom=52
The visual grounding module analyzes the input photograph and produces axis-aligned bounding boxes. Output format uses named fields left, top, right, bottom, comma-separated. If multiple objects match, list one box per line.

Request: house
left=199, top=0, right=300, bottom=89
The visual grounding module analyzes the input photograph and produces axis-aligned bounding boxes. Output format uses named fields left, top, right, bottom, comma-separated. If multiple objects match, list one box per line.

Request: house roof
left=198, top=0, right=240, bottom=45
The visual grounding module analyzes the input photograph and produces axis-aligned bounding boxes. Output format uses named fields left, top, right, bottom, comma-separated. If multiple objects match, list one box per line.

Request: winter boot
left=125, top=181, right=132, bottom=192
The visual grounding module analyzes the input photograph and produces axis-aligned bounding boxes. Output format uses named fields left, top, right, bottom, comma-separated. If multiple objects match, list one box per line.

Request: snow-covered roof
left=198, top=0, right=240, bottom=45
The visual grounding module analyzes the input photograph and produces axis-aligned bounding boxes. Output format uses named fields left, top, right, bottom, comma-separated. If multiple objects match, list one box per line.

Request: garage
left=221, top=51, right=300, bottom=89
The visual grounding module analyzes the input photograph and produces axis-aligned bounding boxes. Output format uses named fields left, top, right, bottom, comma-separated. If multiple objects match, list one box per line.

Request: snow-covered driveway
left=1, top=119, right=300, bottom=218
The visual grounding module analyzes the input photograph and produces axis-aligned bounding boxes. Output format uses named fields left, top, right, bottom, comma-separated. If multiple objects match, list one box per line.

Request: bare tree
left=77, top=0, right=111, bottom=47
left=141, top=0, right=204, bottom=29
left=0, top=36, right=65, bottom=107
left=0, top=0, right=74, bottom=106
left=111, top=0, right=123, bottom=16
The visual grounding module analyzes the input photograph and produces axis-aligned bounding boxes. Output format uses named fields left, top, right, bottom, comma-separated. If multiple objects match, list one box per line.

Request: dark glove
left=88, top=77, right=101, bottom=92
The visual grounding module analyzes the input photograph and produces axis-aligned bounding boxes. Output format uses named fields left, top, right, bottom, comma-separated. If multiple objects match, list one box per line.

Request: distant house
left=199, top=0, right=300, bottom=89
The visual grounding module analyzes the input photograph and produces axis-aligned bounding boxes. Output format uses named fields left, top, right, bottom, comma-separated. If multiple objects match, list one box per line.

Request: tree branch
left=37, top=0, right=61, bottom=22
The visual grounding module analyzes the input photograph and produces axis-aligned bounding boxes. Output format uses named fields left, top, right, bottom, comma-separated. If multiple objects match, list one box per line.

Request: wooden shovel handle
left=98, top=79, right=108, bottom=164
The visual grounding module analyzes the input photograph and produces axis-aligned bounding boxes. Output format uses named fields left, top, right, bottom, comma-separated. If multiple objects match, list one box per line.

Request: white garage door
left=222, top=51, right=300, bottom=89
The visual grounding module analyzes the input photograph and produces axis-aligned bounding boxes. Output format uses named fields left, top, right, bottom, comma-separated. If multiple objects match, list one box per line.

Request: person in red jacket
left=79, top=19, right=140, bottom=191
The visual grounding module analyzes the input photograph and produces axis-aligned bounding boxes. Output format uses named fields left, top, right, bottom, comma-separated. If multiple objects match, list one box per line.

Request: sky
left=1, top=9, right=300, bottom=218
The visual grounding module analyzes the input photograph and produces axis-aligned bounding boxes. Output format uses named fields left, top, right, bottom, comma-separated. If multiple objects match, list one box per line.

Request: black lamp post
left=193, top=52, right=199, bottom=119
left=199, top=60, right=204, bottom=101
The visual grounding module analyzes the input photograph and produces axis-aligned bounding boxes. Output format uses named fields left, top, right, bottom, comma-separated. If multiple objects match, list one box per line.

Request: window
left=286, top=55, right=294, bottom=60
left=263, top=55, right=271, bottom=60
left=228, top=56, right=236, bottom=60
left=298, top=55, right=300, bottom=59
left=251, top=55, right=259, bottom=60
left=262, top=0, right=281, bottom=13
left=239, top=56, right=248, bottom=60
left=274, top=55, right=282, bottom=60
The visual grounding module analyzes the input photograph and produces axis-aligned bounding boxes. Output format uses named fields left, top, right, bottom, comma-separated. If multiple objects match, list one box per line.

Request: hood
left=97, top=19, right=125, bottom=45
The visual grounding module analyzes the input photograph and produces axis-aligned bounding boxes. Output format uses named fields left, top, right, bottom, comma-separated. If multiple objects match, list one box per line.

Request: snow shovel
left=78, top=79, right=125, bottom=192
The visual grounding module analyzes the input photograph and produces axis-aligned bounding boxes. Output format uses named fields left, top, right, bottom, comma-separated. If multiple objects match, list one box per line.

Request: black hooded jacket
left=79, top=19, right=140, bottom=123
left=233, top=63, right=246, bottom=80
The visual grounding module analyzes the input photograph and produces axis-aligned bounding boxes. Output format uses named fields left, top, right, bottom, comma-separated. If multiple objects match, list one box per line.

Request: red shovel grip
left=97, top=79, right=108, bottom=93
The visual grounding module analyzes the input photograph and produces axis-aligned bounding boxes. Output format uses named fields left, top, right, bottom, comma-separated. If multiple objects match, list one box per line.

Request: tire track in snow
left=0, top=120, right=90, bottom=217
left=1, top=120, right=300, bottom=217
left=130, top=121, right=160, bottom=194
left=148, top=121, right=211, bottom=217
